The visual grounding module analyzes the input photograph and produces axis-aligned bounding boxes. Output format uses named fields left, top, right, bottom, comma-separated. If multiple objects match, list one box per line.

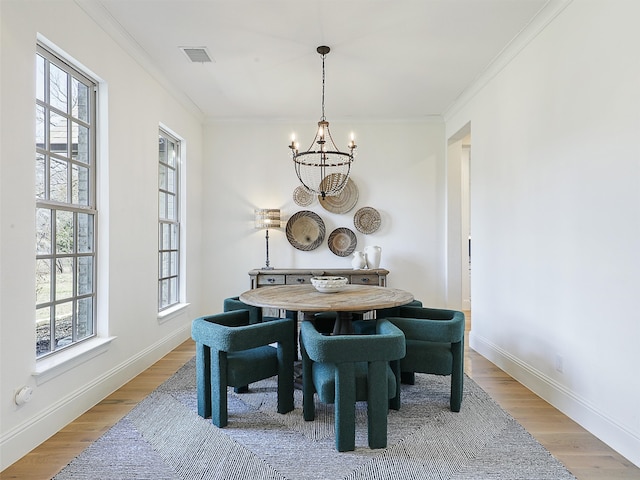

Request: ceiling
left=79, top=0, right=550, bottom=121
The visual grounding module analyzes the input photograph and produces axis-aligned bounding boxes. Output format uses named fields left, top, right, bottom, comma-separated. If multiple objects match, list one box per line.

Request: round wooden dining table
left=239, top=284, right=414, bottom=335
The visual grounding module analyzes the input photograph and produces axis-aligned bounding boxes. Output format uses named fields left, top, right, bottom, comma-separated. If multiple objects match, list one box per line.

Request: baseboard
left=469, top=331, right=640, bottom=468
left=0, top=324, right=191, bottom=471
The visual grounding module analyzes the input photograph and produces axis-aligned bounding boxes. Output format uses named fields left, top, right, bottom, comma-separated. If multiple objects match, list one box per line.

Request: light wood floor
left=2, top=314, right=639, bottom=479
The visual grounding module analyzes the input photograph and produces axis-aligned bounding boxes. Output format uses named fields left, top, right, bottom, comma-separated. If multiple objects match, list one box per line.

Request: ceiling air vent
left=179, top=47, right=213, bottom=63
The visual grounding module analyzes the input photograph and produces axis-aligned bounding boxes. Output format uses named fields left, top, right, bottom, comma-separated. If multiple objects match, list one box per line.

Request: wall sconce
left=255, top=209, right=281, bottom=270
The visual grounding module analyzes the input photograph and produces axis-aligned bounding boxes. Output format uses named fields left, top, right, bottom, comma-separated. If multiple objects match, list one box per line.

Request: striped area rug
left=54, top=358, right=576, bottom=479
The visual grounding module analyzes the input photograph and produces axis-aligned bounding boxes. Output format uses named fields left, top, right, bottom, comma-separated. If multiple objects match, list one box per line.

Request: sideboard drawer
left=257, top=275, right=285, bottom=286
left=350, top=274, right=379, bottom=285
left=286, top=274, right=313, bottom=285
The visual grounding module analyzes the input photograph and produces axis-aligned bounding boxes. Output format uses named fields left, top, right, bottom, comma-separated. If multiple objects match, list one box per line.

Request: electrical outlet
left=14, top=386, right=33, bottom=405
left=554, top=354, right=564, bottom=373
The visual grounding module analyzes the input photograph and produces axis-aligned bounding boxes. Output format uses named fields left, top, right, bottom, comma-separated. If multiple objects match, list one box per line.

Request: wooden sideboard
left=248, top=268, right=389, bottom=289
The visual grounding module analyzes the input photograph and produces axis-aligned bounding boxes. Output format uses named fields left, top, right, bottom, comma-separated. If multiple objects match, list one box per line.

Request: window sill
left=157, top=302, right=190, bottom=324
left=33, top=336, right=116, bottom=386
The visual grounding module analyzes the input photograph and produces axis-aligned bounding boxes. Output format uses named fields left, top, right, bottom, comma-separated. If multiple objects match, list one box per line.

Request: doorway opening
left=446, top=122, right=471, bottom=311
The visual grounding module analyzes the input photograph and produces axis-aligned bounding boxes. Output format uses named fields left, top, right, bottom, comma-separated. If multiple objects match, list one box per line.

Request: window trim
left=32, top=336, right=116, bottom=385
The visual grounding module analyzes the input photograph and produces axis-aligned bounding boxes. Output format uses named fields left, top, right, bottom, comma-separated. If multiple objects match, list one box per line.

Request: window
left=158, top=130, right=181, bottom=311
left=35, top=44, right=97, bottom=358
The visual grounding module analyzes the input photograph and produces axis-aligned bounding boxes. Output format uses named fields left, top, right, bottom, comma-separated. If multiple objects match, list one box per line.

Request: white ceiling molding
left=443, top=0, right=575, bottom=121
left=74, top=0, right=206, bottom=121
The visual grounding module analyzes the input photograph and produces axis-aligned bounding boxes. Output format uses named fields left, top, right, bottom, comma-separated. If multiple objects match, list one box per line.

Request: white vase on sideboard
left=364, top=245, right=381, bottom=269
left=351, top=251, right=367, bottom=269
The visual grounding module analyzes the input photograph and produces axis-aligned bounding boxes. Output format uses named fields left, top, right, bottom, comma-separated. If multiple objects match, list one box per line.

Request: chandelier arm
left=324, top=127, right=341, bottom=152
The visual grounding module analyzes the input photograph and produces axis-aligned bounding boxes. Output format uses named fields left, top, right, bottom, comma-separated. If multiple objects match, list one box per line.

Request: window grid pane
left=35, top=306, right=51, bottom=357
left=36, top=105, right=46, bottom=150
left=55, top=257, right=74, bottom=301
left=54, top=301, right=73, bottom=349
left=36, top=54, right=45, bottom=102
left=50, top=157, right=68, bottom=203
left=36, top=208, right=52, bottom=254
left=55, top=210, right=74, bottom=254
left=71, top=78, right=90, bottom=122
left=50, top=111, right=68, bottom=157
left=77, top=213, right=93, bottom=253
left=36, top=45, right=97, bottom=358
left=77, top=256, right=93, bottom=295
left=166, top=192, right=176, bottom=220
left=36, top=259, right=52, bottom=305
left=76, top=297, right=94, bottom=340
left=72, top=120, right=90, bottom=164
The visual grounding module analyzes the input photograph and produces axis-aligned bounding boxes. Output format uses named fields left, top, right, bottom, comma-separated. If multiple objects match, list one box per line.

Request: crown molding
left=74, top=0, right=205, bottom=122
left=443, top=0, right=574, bottom=121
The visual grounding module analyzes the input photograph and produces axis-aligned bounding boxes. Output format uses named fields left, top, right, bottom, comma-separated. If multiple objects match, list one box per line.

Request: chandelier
left=289, top=46, right=357, bottom=199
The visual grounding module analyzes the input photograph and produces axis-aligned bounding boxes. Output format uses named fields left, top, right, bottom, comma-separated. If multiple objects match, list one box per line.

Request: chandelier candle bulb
left=289, top=134, right=298, bottom=152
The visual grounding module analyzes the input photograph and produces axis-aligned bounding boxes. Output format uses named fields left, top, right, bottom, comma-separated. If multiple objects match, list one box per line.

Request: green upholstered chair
left=300, top=319, right=405, bottom=452
left=375, top=299, right=423, bottom=319
left=191, top=310, right=295, bottom=427
left=337, top=299, right=423, bottom=335
left=223, top=296, right=280, bottom=323
left=223, top=296, right=282, bottom=393
left=385, top=306, right=465, bottom=412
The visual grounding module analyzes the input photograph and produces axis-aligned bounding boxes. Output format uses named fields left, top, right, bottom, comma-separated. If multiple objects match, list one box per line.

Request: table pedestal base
left=333, top=311, right=365, bottom=335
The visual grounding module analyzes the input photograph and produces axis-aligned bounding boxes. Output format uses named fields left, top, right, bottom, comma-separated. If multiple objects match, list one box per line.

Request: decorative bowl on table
left=310, top=276, right=349, bottom=293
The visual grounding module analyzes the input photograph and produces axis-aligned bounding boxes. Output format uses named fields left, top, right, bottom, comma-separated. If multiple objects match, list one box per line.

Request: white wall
left=0, top=1, right=204, bottom=469
left=201, top=120, right=447, bottom=311
left=446, top=0, right=640, bottom=466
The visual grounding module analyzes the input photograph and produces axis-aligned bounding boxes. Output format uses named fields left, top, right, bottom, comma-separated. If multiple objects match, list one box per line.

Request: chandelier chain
left=321, top=52, right=326, bottom=121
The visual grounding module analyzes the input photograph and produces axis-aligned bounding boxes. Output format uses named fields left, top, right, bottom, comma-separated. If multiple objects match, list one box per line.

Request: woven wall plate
left=353, top=206, right=381, bottom=234
left=318, top=177, right=359, bottom=214
left=293, top=186, right=314, bottom=207
left=285, top=210, right=326, bottom=251
left=327, top=227, right=357, bottom=257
